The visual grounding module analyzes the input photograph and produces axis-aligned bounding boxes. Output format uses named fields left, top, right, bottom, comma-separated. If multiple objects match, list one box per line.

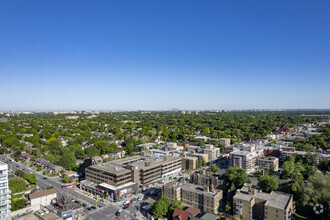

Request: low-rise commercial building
left=233, top=185, right=294, bottom=220
left=163, top=181, right=222, bottom=214
left=82, top=154, right=182, bottom=201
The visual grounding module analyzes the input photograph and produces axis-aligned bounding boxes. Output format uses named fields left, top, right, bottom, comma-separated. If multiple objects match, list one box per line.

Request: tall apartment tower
left=0, top=161, right=11, bottom=219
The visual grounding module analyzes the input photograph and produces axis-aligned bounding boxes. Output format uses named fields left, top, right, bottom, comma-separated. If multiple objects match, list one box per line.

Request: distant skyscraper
left=0, top=161, right=11, bottom=219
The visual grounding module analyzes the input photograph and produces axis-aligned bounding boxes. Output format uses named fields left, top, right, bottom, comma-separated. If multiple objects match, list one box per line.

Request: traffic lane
left=87, top=205, right=135, bottom=220
left=0, top=156, right=98, bottom=206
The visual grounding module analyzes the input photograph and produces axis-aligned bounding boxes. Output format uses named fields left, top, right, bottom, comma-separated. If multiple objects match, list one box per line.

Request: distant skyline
left=1, top=0, right=330, bottom=111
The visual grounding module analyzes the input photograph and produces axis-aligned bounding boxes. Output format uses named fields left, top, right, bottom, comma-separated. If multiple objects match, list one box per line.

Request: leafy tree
left=11, top=199, right=25, bottom=211
left=225, top=165, right=250, bottom=190
left=170, top=199, right=183, bottom=212
left=152, top=195, right=171, bottom=218
left=225, top=202, right=231, bottom=214
left=209, top=164, right=220, bottom=173
left=23, top=173, right=38, bottom=184
left=282, top=160, right=295, bottom=179
left=57, top=153, right=76, bottom=170
left=84, top=146, right=100, bottom=158
left=268, top=164, right=275, bottom=176
left=258, top=175, right=279, bottom=193
left=46, top=153, right=55, bottom=162
left=62, top=175, right=72, bottom=183
left=197, top=158, right=206, bottom=169
left=14, top=170, right=25, bottom=178
left=9, top=178, right=26, bottom=194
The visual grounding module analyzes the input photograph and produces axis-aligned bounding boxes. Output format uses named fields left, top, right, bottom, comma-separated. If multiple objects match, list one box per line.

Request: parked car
left=138, top=196, right=142, bottom=201
left=131, top=198, right=137, bottom=203
left=123, top=201, right=130, bottom=206
left=91, top=206, right=96, bottom=210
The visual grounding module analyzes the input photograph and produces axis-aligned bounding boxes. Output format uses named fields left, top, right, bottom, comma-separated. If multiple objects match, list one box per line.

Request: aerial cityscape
left=1, top=0, right=330, bottom=220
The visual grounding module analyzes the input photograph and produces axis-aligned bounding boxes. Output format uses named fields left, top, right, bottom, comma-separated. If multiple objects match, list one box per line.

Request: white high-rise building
left=0, top=161, right=11, bottom=219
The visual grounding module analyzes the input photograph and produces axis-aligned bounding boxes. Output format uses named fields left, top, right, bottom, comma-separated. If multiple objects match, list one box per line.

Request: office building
left=82, top=154, right=182, bottom=201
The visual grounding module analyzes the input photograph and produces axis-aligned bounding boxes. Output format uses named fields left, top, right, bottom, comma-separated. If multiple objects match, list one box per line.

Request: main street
left=0, top=155, right=99, bottom=207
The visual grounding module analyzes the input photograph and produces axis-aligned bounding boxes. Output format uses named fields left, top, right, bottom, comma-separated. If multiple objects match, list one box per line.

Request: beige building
left=83, top=155, right=182, bottom=202
left=233, top=185, right=294, bottom=220
left=163, top=181, right=222, bottom=214
left=229, top=147, right=264, bottom=173
left=182, top=156, right=198, bottom=171
left=220, top=138, right=231, bottom=147
left=204, top=144, right=220, bottom=161
left=186, top=152, right=209, bottom=163
left=190, top=170, right=222, bottom=189
left=258, top=157, right=279, bottom=171
left=86, top=154, right=182, bottom=186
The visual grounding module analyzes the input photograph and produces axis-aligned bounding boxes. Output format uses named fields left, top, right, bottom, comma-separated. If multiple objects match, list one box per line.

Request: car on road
left=43, top=177, right=48, bottom=179
left=123, top=201, right=130, bottom=206
left=131, top=198, right=137, bottom=203
left=116, top=210, right=122, bottom=216
left=138, top=196, right=142, bottom=201
left=99, top=204, right=103, bottom=208
left=75, top=200, right=80, bottom=204
left=82, top=203, right=87, bottom=207
left=87, top=207, right=92, bottom=211
left=91, top=206, right=96, bottom=210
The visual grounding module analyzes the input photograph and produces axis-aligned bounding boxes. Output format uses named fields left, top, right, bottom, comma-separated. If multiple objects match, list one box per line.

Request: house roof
left=172, top=208, right=190, bottom=220
left=185, top=207, right=200, bottom=216
left=29, top=188, right=57, bottom=200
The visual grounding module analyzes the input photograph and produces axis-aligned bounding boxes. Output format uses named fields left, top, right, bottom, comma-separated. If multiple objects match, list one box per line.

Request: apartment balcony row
left=0, top=190, right=11, bottom=196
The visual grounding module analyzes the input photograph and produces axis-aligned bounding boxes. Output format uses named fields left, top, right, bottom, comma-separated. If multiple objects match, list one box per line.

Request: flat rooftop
left=88, top=154, right=181, bottom=174
left=263, top=192, right=292, bottom=210
left=181, top=183, right=221, bottom=197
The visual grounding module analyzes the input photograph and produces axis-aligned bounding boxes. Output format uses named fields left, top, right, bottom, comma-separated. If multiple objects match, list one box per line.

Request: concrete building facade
left=0, top=161, right=11, bottom=220
left=163, top=181, right=222, bottom=215
left=233, top=185, right=294, bottom=220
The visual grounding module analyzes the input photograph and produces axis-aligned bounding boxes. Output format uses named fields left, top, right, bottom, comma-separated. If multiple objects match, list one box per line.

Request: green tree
left=46, top=153, right=55, bottom=162
left=23, top=173, right=37, bottom=184
left=9, top=178, right=26, bottom=194
left=225, top=165, right=250, bottom=190
left=282, top=160, right=295, bottom=179
left=197, top=158, right=206, bottom=169
left=258, top=175, right=279, bottom=193
left=14, top=170, right=25, bottom=178
left=152, top=195, right=171, bottom=218
left=170, top=199, right=183, bottom=212
left=209, top=164, right=220, bottom=173
left=57, top=153, right=76, bottom=170
left=11, top=199, right=25, bottom=211
left=62, top=175, right=72, bottom=183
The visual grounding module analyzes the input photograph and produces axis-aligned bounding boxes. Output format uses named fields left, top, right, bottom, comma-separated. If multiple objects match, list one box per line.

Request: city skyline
left=1, top=0, right=330, bottom=111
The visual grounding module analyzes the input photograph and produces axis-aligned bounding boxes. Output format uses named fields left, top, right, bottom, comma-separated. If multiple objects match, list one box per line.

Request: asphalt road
left=0, top=155, right=99, bottom=207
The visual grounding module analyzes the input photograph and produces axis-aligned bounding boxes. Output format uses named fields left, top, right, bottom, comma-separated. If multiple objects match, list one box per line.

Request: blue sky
left=0, top=0, right=330, bottom=111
